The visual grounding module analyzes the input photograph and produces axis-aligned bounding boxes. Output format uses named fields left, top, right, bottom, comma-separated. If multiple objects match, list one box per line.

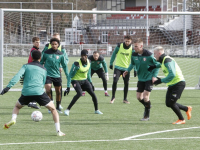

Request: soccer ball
left=31, top=111, right=43, bottom=122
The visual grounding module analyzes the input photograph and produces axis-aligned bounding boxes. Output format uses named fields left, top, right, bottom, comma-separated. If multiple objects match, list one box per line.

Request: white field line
left=120, top=126, right=200, bottom=140
left=0, top=127, right=199, bottom=146
left=9, top=87, right=195, bottom=92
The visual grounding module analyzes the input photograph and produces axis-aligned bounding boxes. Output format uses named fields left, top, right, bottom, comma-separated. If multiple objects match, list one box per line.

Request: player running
left=1, top=50, right=65, bottom=136
left=149, top=46, right=192, bottom=124
left=123, top=38, right=160, bottom=121
left=40, top=38, right=69, bottom=113
left=42, top=33, right=69, bottom=111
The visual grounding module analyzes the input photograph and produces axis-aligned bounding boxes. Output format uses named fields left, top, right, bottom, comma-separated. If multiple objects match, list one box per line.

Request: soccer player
left=40, top=38, right=69, bottom=113
left=0, top=50, right=65, bottom=136
left=123, top=38, right=160, bottom=121
left=63, top=49, right=103, bottom=116
left=42, top=33, right=69, bottom=110
left=148, top=46, right=192, bottom=124
left=109, top=35, right=136, bottom=104
left=83, top=51, right=109, bottom=96
left=26, top=37, right=41, bottom=109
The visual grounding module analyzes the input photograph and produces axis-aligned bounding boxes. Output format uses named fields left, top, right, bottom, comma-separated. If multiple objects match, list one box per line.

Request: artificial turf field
left=1, top=56, right=200, bottom=149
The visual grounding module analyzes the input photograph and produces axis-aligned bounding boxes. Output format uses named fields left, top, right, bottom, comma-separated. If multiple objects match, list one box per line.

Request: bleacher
left=107, top=5, right=161, bottom=20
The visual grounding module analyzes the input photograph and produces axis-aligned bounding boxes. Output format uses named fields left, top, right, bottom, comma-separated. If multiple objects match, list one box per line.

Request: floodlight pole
left=0, top=9, right=4, bottom=92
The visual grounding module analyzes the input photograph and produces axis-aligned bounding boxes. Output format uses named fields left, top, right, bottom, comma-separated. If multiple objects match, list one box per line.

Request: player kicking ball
left=64, top=49, right=103, bottom=116
left=0, top=50, right=65, bottom=136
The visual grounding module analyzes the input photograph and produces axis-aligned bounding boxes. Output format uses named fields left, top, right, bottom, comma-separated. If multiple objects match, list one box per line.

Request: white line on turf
left=0, top=127, right=199, bottom=146
left=0, top=137, right=200, bottom=146
left=120, top=126, right=200, bottom=140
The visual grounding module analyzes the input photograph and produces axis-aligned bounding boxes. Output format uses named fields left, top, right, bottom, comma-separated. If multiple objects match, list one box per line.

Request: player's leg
left=59, top=73, right=63, bottom=109
left=122, top=71, right=130, bottom=104
left=136, top=81, right=148, bottom=120
left=54, top=86, right=62, bottom=113
left=37, top=93, right=65, bottom=136
left=4, top=95, right=28, bottom=129
left=97, top=68, right=109, bottom=96
left=140, top=80, right=153, bottom=121
left=28, top=100, right=40, bottom=109
left=64, top=81, right=82, bottom=116
left=166, top=82, right=190, bottom=124
left=52, top=77, right=62, bottom=113
left=110, top=68, right=121, bottom=103
left=85, top=80, right=103, bottom=114
left=173, top=81, right=192, bottom=120
left=45, top=83, right=53, bottom=100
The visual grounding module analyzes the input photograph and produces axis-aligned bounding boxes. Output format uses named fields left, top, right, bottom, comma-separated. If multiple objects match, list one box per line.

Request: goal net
left=0, top=9, right=200, bottom=91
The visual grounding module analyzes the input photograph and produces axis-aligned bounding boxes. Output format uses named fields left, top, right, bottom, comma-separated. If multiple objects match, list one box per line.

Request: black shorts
left=45, top=76, right=62, bottom=86
left=166, top=81, right=185, bottom=100
left=137, top=80, right=153, bottom=92
left=91, top=68, right=105, bottom=78
left=71, top=80, right=92, bottom=91
left=18, top=93, right=51, bottom=106
left=113, top=68, right=130, bottom=83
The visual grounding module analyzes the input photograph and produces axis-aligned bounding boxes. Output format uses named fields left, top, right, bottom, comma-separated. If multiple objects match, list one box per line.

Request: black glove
left=20, top=77, right=24, bottom=85
left=90, top=82, right=95, bottom=91
left=134, top=70, right=137, bottom=77
left=154, top=77, right=162, bottom=86
left=64, top=87, right=70, bottom=96
left=1, top=87, right=10, bottom=95
left=109, top=65, right=113, bottom=70
left=148, top=65, right=156, bottom=72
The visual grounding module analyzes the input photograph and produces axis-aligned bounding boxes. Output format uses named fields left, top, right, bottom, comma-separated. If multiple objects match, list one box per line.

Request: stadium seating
left=107, top=5, right=161, bottom=20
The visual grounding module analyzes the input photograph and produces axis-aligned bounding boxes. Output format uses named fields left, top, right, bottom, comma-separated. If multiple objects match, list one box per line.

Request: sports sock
left=56, top=101, right=60, bottom=109
left=139, top=99, right=145, bottom=106
left=176, top=103, right=188, bottom=112
left=105, top=90, right=107, bottom=93
left=171, top=104, right=184, bottom=120
left=50, top=89, right=53, bottom=101
left=11, top=114, right=17, bottom=121
left=55, top=122, right=60, bottom=132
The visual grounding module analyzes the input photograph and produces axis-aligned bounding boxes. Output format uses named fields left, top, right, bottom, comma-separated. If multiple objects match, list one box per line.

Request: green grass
left=3, top=57, right=200, bottom=88
left=1, top=56, right=200, bottom=149
left=1, top=89, right=200, bottom=149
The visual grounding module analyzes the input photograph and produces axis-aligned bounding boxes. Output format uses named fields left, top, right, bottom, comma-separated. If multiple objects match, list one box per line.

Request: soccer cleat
left=56, top=108, right=63, bottom=114
left=186, top=106, right=192, bottom=120
left=28, top=102, right=40, bottom=109
left=123, top=99, right=130, bottom=104
left=3, top=120, right=16, bottom=129
left=110, top=98, right=115, bottom=104
left=64, top=109, right=70, bottom=116
left=105, top=93, right=109, bottom=97
left=140, top=117, right=149, bottom=121
left=95, top=110, right=103, bottom=114
left=82, top=92, right=85, bottom=96
left=57, top=131, right=65, bottom=136
left=59, top=105, right=63, bottom=110
left=172, top=120, right=186, bottom=124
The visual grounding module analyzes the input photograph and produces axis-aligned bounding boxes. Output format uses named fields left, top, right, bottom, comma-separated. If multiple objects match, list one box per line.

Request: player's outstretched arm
left=0, top=87, right=10, bottom=95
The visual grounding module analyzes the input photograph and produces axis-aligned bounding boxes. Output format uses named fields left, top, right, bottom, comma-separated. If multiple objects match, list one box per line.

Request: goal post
left=1, top=8, right=200, bottom=91
left=0, top=9, right=4, bottom=92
